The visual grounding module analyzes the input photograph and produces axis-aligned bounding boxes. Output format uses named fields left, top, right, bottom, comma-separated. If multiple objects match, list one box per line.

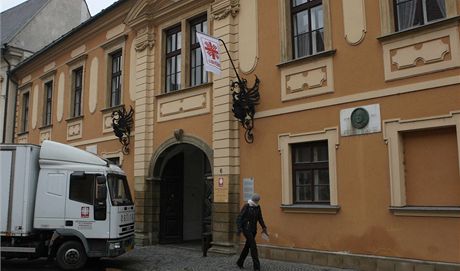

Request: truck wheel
left=56, top=241, right=87, bottom=270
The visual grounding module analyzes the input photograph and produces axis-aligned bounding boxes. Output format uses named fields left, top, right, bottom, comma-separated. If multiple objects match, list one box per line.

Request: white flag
left=196, top=32, right=221, bottom=75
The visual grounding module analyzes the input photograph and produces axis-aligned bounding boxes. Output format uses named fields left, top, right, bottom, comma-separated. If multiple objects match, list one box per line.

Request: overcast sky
left=0, top=0, right=118, bottom=16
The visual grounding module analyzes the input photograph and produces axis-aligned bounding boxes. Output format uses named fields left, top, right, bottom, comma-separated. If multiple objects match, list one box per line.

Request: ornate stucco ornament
left=212, top=0, right=240, bottom=20
left=135, top=25, right=155, bottom=52
left=174, top=129, right=184, bottom=142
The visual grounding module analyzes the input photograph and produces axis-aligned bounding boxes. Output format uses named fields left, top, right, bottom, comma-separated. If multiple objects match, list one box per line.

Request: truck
left=1, top=140, right=135, bottom=270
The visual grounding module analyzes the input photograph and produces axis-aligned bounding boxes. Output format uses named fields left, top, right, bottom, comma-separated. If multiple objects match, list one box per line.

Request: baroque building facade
left=1, top=0, right=90, bottom=144
left=11, top=0, right=460, bottom=270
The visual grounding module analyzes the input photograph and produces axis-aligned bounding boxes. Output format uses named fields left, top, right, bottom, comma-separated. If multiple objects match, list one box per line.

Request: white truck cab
left=1, top=141, right=135, bottom=270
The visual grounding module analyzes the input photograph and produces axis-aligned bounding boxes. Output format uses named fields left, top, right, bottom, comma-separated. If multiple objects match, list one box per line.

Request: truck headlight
left=109, top=242, right=121, bottom=250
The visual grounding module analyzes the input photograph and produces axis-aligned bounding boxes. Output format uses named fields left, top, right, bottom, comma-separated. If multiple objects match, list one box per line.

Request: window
left=43, top=81, right=52, bottom=126
left=107, top=157, right=120, bottom=166
left=69, top=173, right=96, bottom=205
left=278, top=128, right=338, bottom=211
left=383, top=112, right=460, bottom=212
left=72, top=67, right=83, bottom=117
left=394, top=0, right=446, bottom=31
left=22, top=92, right=29, bottom=132
left=107, top=174, right=133, bottom=206
left=110, top=50, right=122, bottom=107
left=291, top=0, right=324, bottom=58
left=291, top=141, right=330, bottom=203
left=190, top=16, right=208, bottom=86
left=402, top=127, right=460, bottom=206
left=165, top=26, right=182, bottom=92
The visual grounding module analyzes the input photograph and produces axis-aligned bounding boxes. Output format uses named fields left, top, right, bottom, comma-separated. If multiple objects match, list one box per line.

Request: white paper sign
left=243, top=178, right=254, bottom=201
left=196, top=32, right=221, bottom=75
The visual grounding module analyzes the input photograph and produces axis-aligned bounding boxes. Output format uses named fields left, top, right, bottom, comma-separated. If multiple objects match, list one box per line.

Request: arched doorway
left=151, top=140, right=212, bottom=244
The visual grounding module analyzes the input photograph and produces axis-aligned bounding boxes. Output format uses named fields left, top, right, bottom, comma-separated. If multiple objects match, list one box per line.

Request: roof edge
left=11, top=0, right=126, bottom=75
left=2, top=0, right=51, bottom=44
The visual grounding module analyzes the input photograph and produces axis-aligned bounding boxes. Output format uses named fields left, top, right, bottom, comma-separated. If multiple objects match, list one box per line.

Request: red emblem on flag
left=204, top=41, right=219, bottom=60
left=196, top=32, right=221, bottom=75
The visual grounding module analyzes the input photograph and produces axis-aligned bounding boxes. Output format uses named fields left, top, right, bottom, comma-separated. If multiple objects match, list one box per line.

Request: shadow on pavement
left=1, top=258, right=139, bottom=271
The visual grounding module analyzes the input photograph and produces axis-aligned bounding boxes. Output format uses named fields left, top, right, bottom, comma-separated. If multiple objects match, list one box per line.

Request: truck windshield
left=107, top=174, right=133, bottom=206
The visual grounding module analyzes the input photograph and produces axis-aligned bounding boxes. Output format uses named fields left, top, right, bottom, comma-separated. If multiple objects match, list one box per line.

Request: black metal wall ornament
left=231, top=76, right=260, bottom=143
left=112, top=106, right=134, bottom=154
left=219, top=39, right=261, bottom=144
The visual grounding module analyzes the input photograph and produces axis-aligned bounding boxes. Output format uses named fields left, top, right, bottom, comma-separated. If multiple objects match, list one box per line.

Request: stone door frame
left=146, top=135, right=214, bottom=244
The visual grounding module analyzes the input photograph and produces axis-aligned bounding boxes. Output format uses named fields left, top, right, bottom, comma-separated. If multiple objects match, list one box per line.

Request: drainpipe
left=9, top=67, right=19, bottom=144
left=2, top=44, right=11, bottom=143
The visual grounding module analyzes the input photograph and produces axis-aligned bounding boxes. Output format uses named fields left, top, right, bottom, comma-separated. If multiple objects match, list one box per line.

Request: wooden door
left=159, top=153, right=184, bottom=243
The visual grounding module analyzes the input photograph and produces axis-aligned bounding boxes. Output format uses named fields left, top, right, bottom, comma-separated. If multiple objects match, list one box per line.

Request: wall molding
left=342, top=0, right=366, bottom=45
left=256, top=75, right=460, bottom=119
left=382, top=111, right=460, bottom=207
left=382, top=25, right=460, bottom=81
left=156, top=84, right=211, bottom=122
left=69, top=134, right=119, bottom=147
left=212, top=0, right=240, bottom=20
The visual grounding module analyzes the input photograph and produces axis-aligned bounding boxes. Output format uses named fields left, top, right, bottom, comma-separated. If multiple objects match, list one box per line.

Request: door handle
left=65, top=220, right=73, bottom=227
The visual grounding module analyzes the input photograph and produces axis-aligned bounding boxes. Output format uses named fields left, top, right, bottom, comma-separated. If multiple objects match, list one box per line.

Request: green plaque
left=350, top=107, right=369, bottom=129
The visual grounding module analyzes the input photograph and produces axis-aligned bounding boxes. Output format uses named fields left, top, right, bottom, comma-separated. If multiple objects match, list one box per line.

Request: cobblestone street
left=2, top=244, right=354, bottom=271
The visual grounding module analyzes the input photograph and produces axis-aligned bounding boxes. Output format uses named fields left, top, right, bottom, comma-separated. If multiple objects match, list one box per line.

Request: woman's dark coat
left=236, top=203, right=266, bottom=234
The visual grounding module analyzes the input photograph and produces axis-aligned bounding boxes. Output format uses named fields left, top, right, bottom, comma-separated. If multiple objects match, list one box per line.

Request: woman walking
left=236, top=193, right=268, bottom=271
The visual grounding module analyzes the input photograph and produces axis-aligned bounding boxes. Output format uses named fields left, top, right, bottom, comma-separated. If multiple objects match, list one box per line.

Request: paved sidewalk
left=2, top=244, right=355, bottom=271
left=114, top=245, right=353, bottom=271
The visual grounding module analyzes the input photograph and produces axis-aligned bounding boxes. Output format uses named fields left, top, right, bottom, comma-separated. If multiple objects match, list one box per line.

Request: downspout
left=9, top=66, right=19, bottom=143
left=2, top=44, right=11, bottom=143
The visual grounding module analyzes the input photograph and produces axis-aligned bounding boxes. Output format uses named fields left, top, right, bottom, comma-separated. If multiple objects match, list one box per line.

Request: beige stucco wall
left=403, top=127, right=460, bottom=206
left=11, top=0, right=460, bottom=265
left=240, top=85, right=460, bottom=263
left=237, top=0, right=460, bottom=264
left=13, top=1, right=136, bottom=196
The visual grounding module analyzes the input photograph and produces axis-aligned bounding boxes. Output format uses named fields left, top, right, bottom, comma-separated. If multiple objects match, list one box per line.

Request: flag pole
left=196, top=32, right=260, bottom=143
left=217, top=38, right=260, bottom=144
left=218, top=39, right=243, bottom=84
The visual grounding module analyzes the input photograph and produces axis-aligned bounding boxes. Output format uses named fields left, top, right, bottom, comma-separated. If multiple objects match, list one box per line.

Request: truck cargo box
left=1, top=144, right=40, bottom=236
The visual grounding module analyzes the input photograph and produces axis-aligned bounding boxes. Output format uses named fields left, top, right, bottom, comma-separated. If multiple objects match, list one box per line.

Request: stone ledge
left=281, top=204, right=340, bottom=214
left=389, top=206, right=460, bottom=218
left=256, top=245, right=460, bottom=271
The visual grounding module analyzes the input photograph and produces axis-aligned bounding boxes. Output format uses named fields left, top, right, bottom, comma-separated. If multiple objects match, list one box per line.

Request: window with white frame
left=394, top=0, right=446, bottom=31
left=72, top=67, right=83, bottom=117
left=162, top=13, right=209, bottom=93
left=21, top=92, right=29, bottom=132
left=165, top=25, right=182, bottom=93
left=278, top=128, right=338, bottom=210
left=379, top=0, right=457, bottom=35
left=101, top=35, right=125, bottom=109
left=190, top=15, right=208, bottom=87
left=291, top=0, right=325, bottom=58
left=291, top=141, right=330, bottom=204
left=107, top=157, right=121, bottom=166
left=109, top=50, right=122, bottom=107
left=279, top=0, right=331, bottom=62
left=43, top=81, right=53, bottom=126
